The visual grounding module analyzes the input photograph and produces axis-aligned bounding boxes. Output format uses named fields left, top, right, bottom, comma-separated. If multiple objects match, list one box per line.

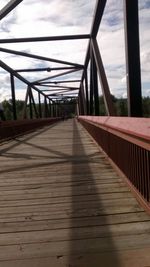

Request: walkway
left=0, top=119, right=150, bottom=267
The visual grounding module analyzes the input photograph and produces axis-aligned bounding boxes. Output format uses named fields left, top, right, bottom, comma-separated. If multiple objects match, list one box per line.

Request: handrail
left=0, top=118, right=62, bottom=141
left=79, top=116, right=150, bottom=149
left=78, top=116, right=150, bottom=213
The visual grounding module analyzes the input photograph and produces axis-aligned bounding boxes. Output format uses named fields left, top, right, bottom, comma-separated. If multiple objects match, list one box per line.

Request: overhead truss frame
left=0, top=0, right=142, bottom=118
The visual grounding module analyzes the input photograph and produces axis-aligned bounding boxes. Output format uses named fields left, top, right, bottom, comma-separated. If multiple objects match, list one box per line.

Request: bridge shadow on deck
left=68, top=119, right=120, bottom=267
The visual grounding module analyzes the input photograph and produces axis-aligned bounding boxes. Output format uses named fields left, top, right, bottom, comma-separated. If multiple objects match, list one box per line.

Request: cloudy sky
left=0, top=0, right=149, bottom=101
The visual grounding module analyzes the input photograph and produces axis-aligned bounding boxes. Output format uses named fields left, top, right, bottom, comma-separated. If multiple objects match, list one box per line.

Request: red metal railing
left=0, top=118, right=61, bottom=141
left=78, top=116, right=150, bottom=212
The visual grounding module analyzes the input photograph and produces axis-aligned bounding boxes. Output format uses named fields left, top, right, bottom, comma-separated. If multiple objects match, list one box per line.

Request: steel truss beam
left=0, top=47, right=83, bottom=68
left=0, top=34, right=90, bottom=43
left=40, top=85, right=79, bottom=90
left=33, top=69, right=82, bottom=84
left=37, top=80, right=81, bottom=85
left=0, top=0, right=23, bottom=20
left=0, top=59, right=50, bottom=99
left=14, top=66, right=77, bottom=72
left=124, top=0, right=142, bottom=117
left=91, top=39, right=115, bottom=115
left=81, top=0, right=107, bottom=83
left=47, top=88, right=78, bottom=96
left=42, top=89, right=74, bottom=92
left=91, top=0, right=107, bottom=38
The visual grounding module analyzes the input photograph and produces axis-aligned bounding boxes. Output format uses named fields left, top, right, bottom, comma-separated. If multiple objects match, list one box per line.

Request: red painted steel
left=79, top=116, right=150, bottom=146
left=0, top=118, right=61, bottom=141
left=78, top=116, right=150, bottom=213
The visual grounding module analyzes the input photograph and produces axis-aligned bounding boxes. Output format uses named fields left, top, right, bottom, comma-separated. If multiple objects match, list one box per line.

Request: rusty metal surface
left=79, top=116, right=150, bottom=146
left=0, top=118, right=61, bottom=141
left=78, top=116, right=150, bottom=212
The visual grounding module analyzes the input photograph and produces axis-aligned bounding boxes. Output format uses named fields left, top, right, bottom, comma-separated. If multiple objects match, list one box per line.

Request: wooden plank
left=1, top=247, right=150, bottom=267
left=0, top=193, right=134, bottom=208
left=0, top=233, right=150, bottom=261
left=0, top=212, right=149, bottom=234
left=1, top=221, right=150, bottom=246
left=0, top=119, right=150, bottom=266
left=0, top=191, right=133, bottom=202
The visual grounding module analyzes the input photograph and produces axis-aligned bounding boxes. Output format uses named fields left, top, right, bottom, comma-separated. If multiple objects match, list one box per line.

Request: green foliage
left=142, top=97, right=150, bottom=117
left=115, top=98, right=128, bottom=116
left=98, top=95, right=150, bottom=117
left=99, top=96, right=106, bottom=115
left=1, top=96, right=150, bottom=120
left=2, top=99, right=25, bottom=120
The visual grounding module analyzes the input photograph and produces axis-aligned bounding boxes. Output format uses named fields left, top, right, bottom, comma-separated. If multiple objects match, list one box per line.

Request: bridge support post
left=49, top=99, right=51, bottom=117
left=91, top=46, right=100, bottom=116
left=91, top=38, right=115, bottom=116
left=84, top=69, right=89, bottom=115
left=78, top=86, right=85, bottom=115
left=44, top=96, right=49, bottom=118
left=124, top=0, right=142, bottom=117
left=90, top=56, right=94, bottom=115
left=53, top=103, right=55, bottom=117
left=10, top=74, right=17, bottom=120
left=29, top=88, right=33, bottom=119
left=38, top=92, right=42, bottom=118
left=80, top=83, right=86, bottom=115
left=29, top=88, right=39, bottom=118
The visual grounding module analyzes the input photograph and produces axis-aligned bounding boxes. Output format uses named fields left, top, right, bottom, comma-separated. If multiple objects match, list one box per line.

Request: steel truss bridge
left=0, top=0, right=150, bottom=266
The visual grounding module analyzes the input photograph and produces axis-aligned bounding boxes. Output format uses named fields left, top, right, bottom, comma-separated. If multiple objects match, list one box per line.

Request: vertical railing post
left=124, top=0, right=142, bottom=117
left=92, top=48, right=100, bottom=115
left=44, top=96, right=48, bottom=117
left=55, top=102, right=58, bottom=117
left=30, top=88, right=39, bottom=118
left=51, top=102, right=54, bottom=117
left=80, top=83, right=86, bottom=115
left=78, top=93, right=82, bottom=115
left=10, top=74, right=17, bottom=120
left=79, top=89, right=84, bottom=115
left=29, top=87, right=33, bottom=119
left=38, top=92, right=42, bottom=118
left=22, top=85, right=30, bottom=119
left=90, top=54, right=94, bottom=115
left=49, top=99, right=51, bottom=117
left=53, top=102, right=56, bottom=117
left=76, top=102, right=79, bottom=116
left=46, top=97, right=50, bottom=117
left=84, top=69, right=89, bottom=115
left=57, top=101, right=59, bottom=117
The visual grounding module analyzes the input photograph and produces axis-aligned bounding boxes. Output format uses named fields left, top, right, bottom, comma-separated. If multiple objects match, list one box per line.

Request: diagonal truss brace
left=0, top=0, right=23, bottom=20
left=0, top=47, right=83, bottom=68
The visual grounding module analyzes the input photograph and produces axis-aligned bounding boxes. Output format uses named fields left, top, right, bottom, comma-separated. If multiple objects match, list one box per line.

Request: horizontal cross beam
left=38, top=80, right=81, bottom=85
left=0, top=34, right=90, bottom=43
left=14, top=66, right=77, bottom=72
left=40, top=85, right=79, bottom=90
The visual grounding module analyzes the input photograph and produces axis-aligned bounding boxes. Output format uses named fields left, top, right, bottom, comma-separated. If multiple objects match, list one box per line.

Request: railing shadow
left=68, top=119, right=120, bottom=266
left=0, top=122, right=59, bottom=155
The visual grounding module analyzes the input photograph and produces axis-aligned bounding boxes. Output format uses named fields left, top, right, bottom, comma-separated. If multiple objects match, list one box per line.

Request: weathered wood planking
left=0, top=119, right=150, bottom=267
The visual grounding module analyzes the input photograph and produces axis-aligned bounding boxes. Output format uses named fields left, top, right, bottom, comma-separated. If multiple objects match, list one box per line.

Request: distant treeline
left=98, top=95, right=150, bottom=117
left=1, top=96, right=150, bottom=120
left=1, top=99, right=77, bottom=120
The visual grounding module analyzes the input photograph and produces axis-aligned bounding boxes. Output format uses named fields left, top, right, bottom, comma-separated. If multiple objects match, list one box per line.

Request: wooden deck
left=0, top=119, right=150, bottom=267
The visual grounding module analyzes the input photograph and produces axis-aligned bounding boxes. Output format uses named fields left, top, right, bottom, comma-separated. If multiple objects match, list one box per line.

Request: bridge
left=0, top=0, right=150, bottom=266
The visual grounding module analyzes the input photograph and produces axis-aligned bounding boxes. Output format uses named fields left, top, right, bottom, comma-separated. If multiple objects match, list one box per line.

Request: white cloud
left=96, top=0, right=150, bottom=98
left=0, top=0, right=149, bottom=101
